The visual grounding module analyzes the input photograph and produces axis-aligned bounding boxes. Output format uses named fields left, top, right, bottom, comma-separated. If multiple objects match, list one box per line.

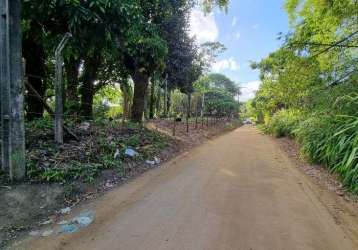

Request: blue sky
left=190, top=0, right=289, bottom=101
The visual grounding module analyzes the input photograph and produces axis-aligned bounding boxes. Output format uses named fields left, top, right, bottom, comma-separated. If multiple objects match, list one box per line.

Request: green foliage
left=201, top=0, right=230, bottom=12
left=265, top=109, right=303, bottom=138
left=171, top=90, right=188, bottom=115
left=27, top=161, right=102, bottom=183
left=25, top=121, right=170, bottom=184
left=25, top=117, right=53, bottom=130
left=125, top=23, right=168, bottom=74
left=247, top=0, right=358, bottom=193
left=294, top=112, right=358, bottom=192
left=17, top=0, right=233, bottom=185
left=194, top=73, right=239, bottom=117
left=195, top=73, right=238, bottom=95
left=205, top=89, right=238, bottom=116
left=94, top=85, right=124, bottom=118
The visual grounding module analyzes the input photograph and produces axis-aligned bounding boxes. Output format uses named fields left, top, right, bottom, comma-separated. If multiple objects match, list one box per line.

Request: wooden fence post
left=186, top=115, right=189, bottom=133
left=172, top=116, right=176, bottom=136
left=195, top=107, right=198, bottom=129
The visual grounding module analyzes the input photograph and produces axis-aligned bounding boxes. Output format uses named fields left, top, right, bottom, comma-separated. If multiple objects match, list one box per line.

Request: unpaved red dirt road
left=13, top=126, right=358, bottom=250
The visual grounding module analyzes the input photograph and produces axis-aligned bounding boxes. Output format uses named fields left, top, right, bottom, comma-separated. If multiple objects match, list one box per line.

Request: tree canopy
left=20, top=0, right=231, bottom=122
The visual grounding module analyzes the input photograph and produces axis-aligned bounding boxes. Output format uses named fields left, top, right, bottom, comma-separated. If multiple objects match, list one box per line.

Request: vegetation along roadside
left=243, top=0, right=358, bottom=193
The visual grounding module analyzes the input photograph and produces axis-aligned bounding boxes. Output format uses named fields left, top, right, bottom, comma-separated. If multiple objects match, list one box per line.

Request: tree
left=123, top=0, right=230, bottom=122
left=204, top=89, right=238, bottom=117
left=22, top=0, right=120, bottom=120
left=125, top=26, right=168, bottom=122
left=22, top=0, right=65, bottom=120
left=195, top=73, right=239, bottom=95
left=205, top=73, right=238, bottom=96
left=199, top=42, right=226, bottom=71
left=201, top=0, right=230, bottom=12
left=20, top=0, right=232, bottom=123
left=194, top=74, right=239, bottom=117
left=101, top=0, right=168, bottom=122
left=284, top=0, right=358, bottom=80
left=161, top=0, right=195, bottom=115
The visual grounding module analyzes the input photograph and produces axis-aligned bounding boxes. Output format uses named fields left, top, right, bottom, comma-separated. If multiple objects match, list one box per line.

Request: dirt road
left=13, top=126, right=358, bottom=250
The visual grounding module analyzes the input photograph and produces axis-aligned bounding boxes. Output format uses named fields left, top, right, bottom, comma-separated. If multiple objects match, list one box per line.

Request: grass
left=295, top=114, right=358, bottom=193
left=20, top=119, right=171, bottom=184
left=261, top=93, right=358, bottom=193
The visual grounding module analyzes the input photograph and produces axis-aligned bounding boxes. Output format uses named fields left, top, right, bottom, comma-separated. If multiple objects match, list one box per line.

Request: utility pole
left=0, top=0, right=26, bottom=180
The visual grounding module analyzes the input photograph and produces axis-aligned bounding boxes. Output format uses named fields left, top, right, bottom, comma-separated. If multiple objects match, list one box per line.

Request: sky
left=189, top=0, right=290, bottom=101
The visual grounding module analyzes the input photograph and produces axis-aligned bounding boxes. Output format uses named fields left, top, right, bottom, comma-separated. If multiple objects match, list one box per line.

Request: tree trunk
left=80, top=53, right=101, bottom=120
left=64, top=56, right=80, bottom=116
left=149, top=80, right=156, bottom=119
left=131, top=70, right=149, bottom=123
left=123, top=92, right=129, bottom=120
left=120, top=81, right=131, bottom=120
left=23, top=29, right=46, bottom=121
left=80, top=87, right=94, bottom=120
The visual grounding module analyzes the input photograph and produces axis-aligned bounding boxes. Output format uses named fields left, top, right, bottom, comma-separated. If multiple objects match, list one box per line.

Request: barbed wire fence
left=153, top=92, right=235, bottom=137
left=0, top=3, right=238, bottom=181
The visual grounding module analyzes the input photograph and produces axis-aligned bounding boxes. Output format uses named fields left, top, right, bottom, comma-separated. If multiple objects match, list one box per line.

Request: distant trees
left=195, top=73, right=239, bottom=117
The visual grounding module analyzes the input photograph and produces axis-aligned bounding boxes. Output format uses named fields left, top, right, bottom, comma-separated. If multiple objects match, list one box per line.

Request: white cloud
left=189, top=9, right=219, bottom=44
left=235, top=32, right=241, bottom=40
left=231, top=17, right=237, bottom=27
left=212, top=57, right=240, bottom=72
left=252, top=24, right=259, bottom=30
left=240, top=80, right=261, bottom=102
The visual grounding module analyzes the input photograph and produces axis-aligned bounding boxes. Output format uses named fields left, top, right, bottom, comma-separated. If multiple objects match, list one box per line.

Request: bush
left=265, top=109, right=302, bottom=138
left=294, top=115, right=336, bottom=164
left=26, top=117, right=53, bottom=130
left=295, top=113, right=358, bottom=193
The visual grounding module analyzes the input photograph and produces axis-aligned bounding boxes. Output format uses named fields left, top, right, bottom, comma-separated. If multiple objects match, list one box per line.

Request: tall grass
left=294, top=94, right=358, bottom=192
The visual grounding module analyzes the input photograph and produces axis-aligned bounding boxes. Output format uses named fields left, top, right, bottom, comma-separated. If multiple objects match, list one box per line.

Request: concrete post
left=0, top=0, right=26, bottom=180
left=54, top=54, right=64, bottom=144
left=0, top=0, right=11, bottom=172
left=54, top=33, right=71, bottom=144
left=9, top=0, right=25, bottom=180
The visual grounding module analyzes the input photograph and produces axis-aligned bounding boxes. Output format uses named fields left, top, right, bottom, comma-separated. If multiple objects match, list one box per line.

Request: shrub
left=265, top=109, right=303, bottom=138
left=25, top=117, right=53, bottom=130
left=295, top=113, right=358, bottom=192
left=294, top=114, right=336, bottom=164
